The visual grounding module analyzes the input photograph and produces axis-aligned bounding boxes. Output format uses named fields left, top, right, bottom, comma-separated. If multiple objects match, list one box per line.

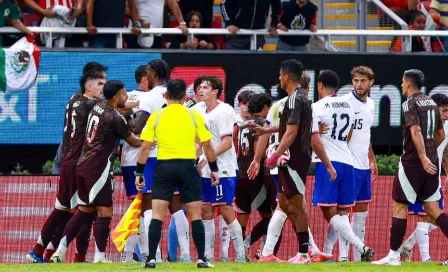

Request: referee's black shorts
left=152, top=159, right=202, bottom=203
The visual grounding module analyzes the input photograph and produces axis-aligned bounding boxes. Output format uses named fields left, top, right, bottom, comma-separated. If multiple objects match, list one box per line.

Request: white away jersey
left=343, top=91, right=375, bottom=170
left=121, top=89, right=145, bottom=167
left=138, top=85, right=167, bottom=158
left=266, top=97, right=288, bottom=175
left=312, top=95, right=355, bottom=165
left=193, top=101, right=238, bottom=178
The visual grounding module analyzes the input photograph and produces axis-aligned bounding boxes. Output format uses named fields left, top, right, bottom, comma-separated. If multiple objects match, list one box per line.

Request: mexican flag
left=0, top=36, right=40, bottom=92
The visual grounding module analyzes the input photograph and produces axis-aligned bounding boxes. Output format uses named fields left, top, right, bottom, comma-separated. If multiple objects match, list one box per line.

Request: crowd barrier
left=1, top=175, right=447, bottom=263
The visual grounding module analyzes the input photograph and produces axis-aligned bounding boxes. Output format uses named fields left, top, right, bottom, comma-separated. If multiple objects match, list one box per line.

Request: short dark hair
left=300, top=72, right=311, bottom=89
left=431, top=93, right=448, bottom=107
left=404, top=69, right=425, bottom=90
left=238, top=90, right=253, bottom=104
left=409, top=10, right=425, bottom=24
left=280, top=59, right=304, bottom=83
left=166, top=79, right=187, bottom=101
left=82, top=62, right=108, bottom=74
left=80, top=70, right=105, bottom=94
left=148, top=59, right=170, bottom=83
left=202, top=76, right=223, bottom=98
left=248, top=93, right=272, bottom=114
left=135, top=65, right=149, bottom=84
left=318, top=70, right=340, bottom=90
left=103, top=80, right=125, bottom=100
left=194, top=75, right=207, bottom=93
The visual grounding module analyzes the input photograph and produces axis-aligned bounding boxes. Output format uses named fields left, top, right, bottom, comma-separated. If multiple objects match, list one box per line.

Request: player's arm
left=368, top=143, right=378, bottom=182
left=124, top=133, right=142, bottom=148
left=195, top=111, right=219, bottom=186
left=215, top=136, right=232, bottom=156
left=436, top=128, right=445, bottom=148
left=233, top=125, right=239, bottom=155
left=410, top=125, right=437, bottom=175
left=248, top=122, right=270, bottom=180
left=311, top=133, right=337, bottom=181
left=214, top=112, right=235, bottom=156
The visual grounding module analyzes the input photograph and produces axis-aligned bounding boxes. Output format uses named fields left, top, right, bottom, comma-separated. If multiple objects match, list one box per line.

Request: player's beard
left=355, top=88, right=370, bottom=98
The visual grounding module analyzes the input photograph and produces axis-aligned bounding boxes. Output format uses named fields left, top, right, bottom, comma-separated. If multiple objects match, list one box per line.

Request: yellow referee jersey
left=140, top=104, right=212, bottom=160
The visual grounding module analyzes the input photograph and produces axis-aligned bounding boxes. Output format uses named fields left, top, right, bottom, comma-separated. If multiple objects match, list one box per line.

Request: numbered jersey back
left=312, top=95, right=355, bottom=165
left=237, top=116, right=266, bottom=179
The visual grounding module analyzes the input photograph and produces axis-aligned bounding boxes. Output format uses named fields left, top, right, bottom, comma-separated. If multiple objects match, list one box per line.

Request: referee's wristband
left=136, top=163, right=145, bottom=175
left=208, top=161, right=219, bottom=172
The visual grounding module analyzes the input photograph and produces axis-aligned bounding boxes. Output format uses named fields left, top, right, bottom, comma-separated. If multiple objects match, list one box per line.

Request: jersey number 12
left=331, top=113, right=350, bottom=141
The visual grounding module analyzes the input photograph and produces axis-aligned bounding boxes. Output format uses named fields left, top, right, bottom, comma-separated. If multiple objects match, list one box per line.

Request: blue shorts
left=122, top=166, right=138, bottom=198
left=408, top=189, right=444, bottom=215
left=271, top=175, right=279, bottom=200
left=143, top=158, right=158, bottom=194
left=312, top=161, right=355, bottom=208
left=202, top=177, right=236, bottom=206
left=354, top=168, right=372, bottom=203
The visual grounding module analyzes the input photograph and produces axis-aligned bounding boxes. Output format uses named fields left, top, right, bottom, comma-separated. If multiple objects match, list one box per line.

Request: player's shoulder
left=191, top=101, right=207, bottom=113
left=152, top=85, right=167, bottom=94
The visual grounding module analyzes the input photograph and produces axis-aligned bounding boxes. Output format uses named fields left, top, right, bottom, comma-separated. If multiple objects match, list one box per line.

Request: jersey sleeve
left=8, top=2, right=21, bottom=20
left=403, top=99, right=420, bottom=127
left=114, top=114, right=133, bottom=140
left=286, top=96, right=304, bottom=126
left=216, top=110, right=235, bottom=138
left=192, top=110, right=212, bottom=143
left=140, top=111, right=158, bottom=142
left=138, top=93, right=152, bottom=116
left=311, top=103, right=319, bottom=133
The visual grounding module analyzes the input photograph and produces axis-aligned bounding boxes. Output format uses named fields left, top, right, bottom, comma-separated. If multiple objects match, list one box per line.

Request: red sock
left=44, top=249, right=56, bottom=262
left=33, top=209, right=71, bottom=257
left=74, top=253, right=86, bottom=263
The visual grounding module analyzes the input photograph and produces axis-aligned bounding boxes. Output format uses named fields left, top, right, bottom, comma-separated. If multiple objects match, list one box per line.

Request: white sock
left=228, top=219, right=245, bottom=257
left=388, top=249, right=400, bottom=259
left=124, top=235, right=139, bottom=253
left=138, top=217, right=148, bottom=255
left=402, top=229, right=417, bottom=251
left=203, top=219, right=215, bottom=261
left=415, top=222, right=431, bottom=261
left=324, top=225, right=338, bottom=255
left=172, top=210, right=190, bottom=258
left=352, top=211, right=368, bottom=261
left=330, top=215, right=364, bottom=253
left=144, top=210, right=161, bottom=260
left=308, top=227, right=321, bottom=256
left=47, top=241, right=55, bottom=250
left=338, top=215, right=350, bottom=261
left=94, top=244, right=105, bottom=260
left=57, top=236, right=68, bottom=255
left=219, top=215, right=230, bottom=259
left=429, top=223, right=438, bottom=232
left=261, top=210, right=287, bottom=257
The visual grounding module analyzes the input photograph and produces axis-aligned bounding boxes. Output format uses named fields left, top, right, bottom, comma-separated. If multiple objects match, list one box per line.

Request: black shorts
left=278, top=160, right=310, bottom=198
left=77, top=172, right=114, bottom=207
left=235, top=175, right=276, bottom=215
left=152, top=159, right=202, bottom=204
left=56, top=164, right=78, bottom=209
left=393, top=163, right=441, bottom=204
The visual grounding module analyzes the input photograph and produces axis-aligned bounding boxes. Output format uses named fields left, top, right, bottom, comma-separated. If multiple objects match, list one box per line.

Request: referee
left=135, top=79, right=218, bottom=269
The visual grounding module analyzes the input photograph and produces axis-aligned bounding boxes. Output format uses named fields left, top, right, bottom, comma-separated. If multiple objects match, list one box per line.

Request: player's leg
left=399, top=203, right=423, bottom=261
left=121, top=166, right=140, bottom=263
left=92, top=205, right=113, bottom=263
left=167, top=216, right=179, bottom=262
left=168, top=194, right=191, bottom=262
left=337, top=208, right=350, bottom=262
left=201, top=177, right=216, bottom=261
left=218, top=213, right=230, bottom=262
left=74, top=209, right=97, bottom=263
left=260, top=200, right=287, bottom=261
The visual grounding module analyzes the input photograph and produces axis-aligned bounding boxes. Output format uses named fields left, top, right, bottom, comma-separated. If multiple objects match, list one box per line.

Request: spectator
left=276, top=0, right=317, bottom=52
left=429, top=0, right=448, bottom=51
left=170, top=11, right=215, bottom=49
left=178, top=0, right=213, bottom=29
left=86, top=0, right=141, bottom=48
left=221, top=0, right=281, bottom=50
left=23, top=0, right=83, bottom=22
left=0, top=0, right=34, bottom=47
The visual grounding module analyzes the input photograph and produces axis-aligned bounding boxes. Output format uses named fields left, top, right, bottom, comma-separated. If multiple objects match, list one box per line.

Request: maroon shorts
left=393, top=163, right=441, bottom=204
left=56, top=164, right=78, bottom=209
left=77, top=173, right=114, bottom=207
left=278, top=161, right=310, bottom=198
left=234, top=174, right=276, bottom=215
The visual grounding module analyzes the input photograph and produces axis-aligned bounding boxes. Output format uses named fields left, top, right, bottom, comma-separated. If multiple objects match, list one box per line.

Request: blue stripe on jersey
left=138, top=110, right=150, bottom=116
left=351, top=90, right=366, bottom=103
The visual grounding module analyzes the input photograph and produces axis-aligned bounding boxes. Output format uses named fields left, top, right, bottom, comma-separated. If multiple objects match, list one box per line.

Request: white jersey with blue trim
left=437, top=121, right=448, bottom=177
left=266, top=97, right=288, bottom=175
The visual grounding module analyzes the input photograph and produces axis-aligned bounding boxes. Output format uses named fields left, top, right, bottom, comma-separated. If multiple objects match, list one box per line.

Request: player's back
left=237, top=116, right=266, bottom=179
left=312, top=95, right=355, bottom=165
left=402, top=93, right=441, bottom=167
left=266, top=97, right=288, bottom=175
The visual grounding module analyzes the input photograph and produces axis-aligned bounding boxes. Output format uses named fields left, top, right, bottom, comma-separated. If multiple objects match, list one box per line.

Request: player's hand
left=277, top=24, right=288, bottom=32
left=327, top=165, right=337, bottom=181
left=135, top=176, right=145, bottom=191
left=210, top=172, right=220, bottom=186
left=268, top=26, right=278, bottom=36
left=87, top=25, right=97, bottom=34
left=370, top=163, right=378, bottom=182
left=246, top=121, right=268, bottom=136
left=421, top=156, right=437, bottom=175
left=226, top=25, right=239, bottom=35
left=247, top=160, right=260, bottom=180
left=319, top=122, right=329, bottom=135
left=197, top=159, right=207, bottom=176
left=265, top=153, right=279, bottom=170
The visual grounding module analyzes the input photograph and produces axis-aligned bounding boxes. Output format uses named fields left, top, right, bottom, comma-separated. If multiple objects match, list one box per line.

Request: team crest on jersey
left=291, top=14, right=306, bottom=30
left=4, top=9, right=10, bottom=17
left=10, top=50, right=30, bottom=73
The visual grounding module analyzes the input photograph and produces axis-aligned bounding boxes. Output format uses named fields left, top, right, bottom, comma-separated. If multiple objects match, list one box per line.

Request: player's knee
left=423, top=202, right=442, bottom=220
left=393, top=201, right=409, bottom=218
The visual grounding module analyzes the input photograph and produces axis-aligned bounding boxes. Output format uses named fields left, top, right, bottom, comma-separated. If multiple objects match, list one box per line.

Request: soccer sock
left=203, top=219, right=215, bottom=261
left=390, top=217, right=407, bottom=252
left=324, top=225, right=338, bottom=255
left=308, top=227, right=321, bottom=256
left=167, top=216, right=179, bottom=260
left=241, top=225, right=247, bottom=241
left=415, top=222, right=431, bottom=261
left=33, top=209, right=72, bottom=257
left=93, top=216, right=111, bottom=254
left=218, top=215, right=229, bottom=260
left=172, top=210, right=190, bottom=259
left=338, top=214, right=350, bottom=260
left=329, top=215, right=364, bottom=253
left=352, top=211, right=368, bottom=261
left=57, top=210, right=91, bottom=255
left=144, top=209, right=161, bottom=259
left=76, top=211, right=96, bottom=258
left=297, top=231, right=309, bottom=255
left=138, top=216, right=149, bottom=255
left=228, top=219, right=245, bottom=257
left=124, top=235, right=139, bottom=254
left=273, top=231, right=283, bottom=255
left=262, top=210, right=287, bottom=257
left=192, top=220, right=206, bottom=261
left=249, top=217, right=270, bottom=246
left=436, top=213, right=448, bottom=239
left=44, top=242, right=56, bottom=262
left=429, top=223, right=438, bottom=232
left=148, top=219, right=163, bottom=261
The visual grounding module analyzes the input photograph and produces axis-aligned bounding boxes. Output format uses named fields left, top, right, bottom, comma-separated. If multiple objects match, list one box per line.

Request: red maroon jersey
left=401, top=92, right=443, bottom=167
left=237, top=116, right=266, bottom=179
left=77, top=101, right=132, bottom=176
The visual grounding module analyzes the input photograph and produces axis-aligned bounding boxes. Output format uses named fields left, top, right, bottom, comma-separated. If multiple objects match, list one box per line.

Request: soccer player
left=312, top=70, right=375, bottom=262
left=120, top=65, right=152, bottom=263
left=184, top=75, right=205, bottom=108
left=373, top=70, right=448, bottom=265
left=193, top=75, right=246, bottom=262
left=26, top=67, right=106, bottom=264
left=135, top=79, right=216, bottom=269
left=400, top=93, right=448, bottom=263
left=50, top=80, right=142, bottom=263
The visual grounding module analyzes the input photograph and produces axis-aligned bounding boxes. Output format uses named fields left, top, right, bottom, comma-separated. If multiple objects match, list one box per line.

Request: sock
left=192, top=220, right=206, bottom=261
left=144, top=210, right=161, bottom=260
left=338, top=214, right=350, bottom=260
left=148, top=219, right=163, bottom=261
left=138, top=217, right=149, bottom=255
left=241, top=226, right=247, bottom=240
left=308, top=227, right=321, bottom=256
left=324, top=225, right=338, bottom=255
left=219, top=215, right=229, bottom=260
left=330, top=215, right=364, bottom=253
left=172, top=210, right=190, bottom=258
left=228, top=219, right=245, bottom=257
left=274, top=231, right=283, bottom=255
left=167, top=216, right=179, bottom=260
left=57, top=210, right=91, bottom=255
left=33, top=209, right=72, bottom=257
left=76, top=211, right=96, bottom=257
left=262, top=210, right=287, bottom=257
left=74, top=252, right=86, bottom=263
left=352, top=211, right=368, bottom=261
left=415, top=222, right=430, bottom=261
left=429, top=223, right=438, bottom=232
left=436, top=213, right=448, bottom=238
left=93, top=216, right=111, bottom=254
left=124, top=235, right=139, bottom=254
left=390, top=217, right=407, bottom=251
left=203, top=219, right=215, bottom=261
left=297, top=231, right=309, bottom=254
left=249, top=218, right=270, bottom=246
left=47, top=212, right=74, bottom=259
